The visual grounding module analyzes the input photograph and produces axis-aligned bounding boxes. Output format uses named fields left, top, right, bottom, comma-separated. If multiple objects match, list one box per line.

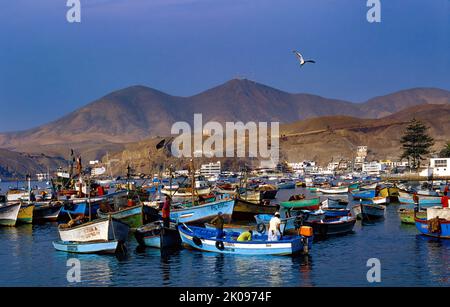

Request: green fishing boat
left=398, top=208, right=426, bottom=224
left=280, top=197, right=320, bottom=210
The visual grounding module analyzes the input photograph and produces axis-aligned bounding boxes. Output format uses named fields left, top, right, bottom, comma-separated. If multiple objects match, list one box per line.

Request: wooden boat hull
left=52, top=240, right=119, bottom=254
left=60, top=201, right=101, bottom=219
left=0, top=203, right=21, bottom=226
left=233, top=198, right=278, bottom=220
left=321, top=198, right=348, bottom=209
left=135, top=222, right=181, bottom=249
left=318, top=187, right=348, bottom=194
left=398, top=192, right=442, bottom=206
left=17, top=204, right=35, bottom=224
left=277, top=182, right=296, bottom=190
left=33, top=201, right=62, bottom=222
left=304, top=217, right=356, bottom=237
left=398, top=208, right=426, bottom=224
left=351, top=189, right=376, bottom=200
left=261, top=189, right=278, bottom=199
left=170, top=198, right=235, bottom=224
left=178, top=224, right=311, bottom=255
left=58, top=218, right=129, bottom=243
left=415, top=217, right=450, bottom=239
left=360, top=204, right=386, bottom=220
left=97, top=204, right=143, bottom=229
left=280, top=197, right=320, bottom=210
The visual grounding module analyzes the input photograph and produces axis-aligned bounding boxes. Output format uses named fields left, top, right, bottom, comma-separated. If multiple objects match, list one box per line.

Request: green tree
left=440, top=142, right=450, bottom=158
left=400, top=118, right=434, bottom=169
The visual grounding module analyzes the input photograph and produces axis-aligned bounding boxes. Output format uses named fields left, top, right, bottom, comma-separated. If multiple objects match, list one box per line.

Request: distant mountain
left=0, top=79, right=449, bottom=169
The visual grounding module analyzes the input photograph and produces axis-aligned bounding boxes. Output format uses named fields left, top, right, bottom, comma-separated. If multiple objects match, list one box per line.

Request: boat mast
left=191, top=159, right=196, bottom=206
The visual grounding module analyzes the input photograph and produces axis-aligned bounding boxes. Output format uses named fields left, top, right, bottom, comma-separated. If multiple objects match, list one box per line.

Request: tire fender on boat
left=215, top=240, right=225, bottom=250
left=193, top=236, right=203, bottom=247
left=257, top=223, right=266, bottom=234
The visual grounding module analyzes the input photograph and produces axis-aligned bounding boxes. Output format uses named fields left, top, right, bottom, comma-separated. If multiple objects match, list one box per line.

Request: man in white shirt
left=268, top=212, right=281, bottom=241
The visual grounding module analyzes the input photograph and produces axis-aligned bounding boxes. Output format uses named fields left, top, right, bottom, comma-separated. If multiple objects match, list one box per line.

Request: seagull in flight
left=293, top=50, right=316, bottom=67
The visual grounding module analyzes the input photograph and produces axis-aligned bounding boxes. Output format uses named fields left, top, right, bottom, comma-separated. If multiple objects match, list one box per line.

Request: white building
left=200, top=161, right=221, bottom=176
left=355, top=146, right=368, bottom=166
left=362, top=161, right=383, bottom=175
left=420, top=158, right=450, bottom=177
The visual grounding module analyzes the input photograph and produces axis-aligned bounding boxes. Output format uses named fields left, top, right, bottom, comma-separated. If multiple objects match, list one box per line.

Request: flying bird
left=293, top=50, right=316, bottom=67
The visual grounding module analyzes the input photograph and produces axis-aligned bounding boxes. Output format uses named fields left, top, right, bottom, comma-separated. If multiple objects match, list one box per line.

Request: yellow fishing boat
left=17, top=203, right=35, bottom=224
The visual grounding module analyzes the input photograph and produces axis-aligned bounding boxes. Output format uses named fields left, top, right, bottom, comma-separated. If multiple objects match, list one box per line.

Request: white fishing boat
left=57, top=217, right=129, bottom=243
left=0, top=203, right=21, bottom=226
left=318, top=187, right=349, bottom=194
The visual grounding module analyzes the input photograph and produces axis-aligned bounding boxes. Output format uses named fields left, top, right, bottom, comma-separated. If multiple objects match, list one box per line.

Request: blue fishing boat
left=178, top=224, right=312, bottom=255
left=59, top=190, right=127, bottom=220
left=351, top=189, right=376, bottom=200
left=277, top=180, right=296, bottom=190
left=170, top=197, right=235, bottom=224
left=323, top=209, right=351, bottom=217
left=415, top=218, right=450, bottom=239
left=52, top=240, right=120, bottom=254
left=60, top=200, right=101, bottom=220
left=135, top=221, right=181, bottom=249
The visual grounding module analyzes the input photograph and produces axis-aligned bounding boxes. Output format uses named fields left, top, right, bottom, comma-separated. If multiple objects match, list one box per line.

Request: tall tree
left=400, top=118, right=434, bottom=169
left=440, top=142, right=450, bottom=158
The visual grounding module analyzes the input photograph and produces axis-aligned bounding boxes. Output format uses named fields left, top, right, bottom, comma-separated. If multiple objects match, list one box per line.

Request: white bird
left=293, top=50, right=316, bottom=67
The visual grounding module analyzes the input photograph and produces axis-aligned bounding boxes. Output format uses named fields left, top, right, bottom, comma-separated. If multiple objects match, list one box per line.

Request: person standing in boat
left=413, top=192, right=419, bottom=207
left=441, top=191, right=449, bottom=208
left=160, top=195, right=171, bottom=228
left=210, top=212, right=225, bottom=239
left=268, top=212, right=281, bottom=241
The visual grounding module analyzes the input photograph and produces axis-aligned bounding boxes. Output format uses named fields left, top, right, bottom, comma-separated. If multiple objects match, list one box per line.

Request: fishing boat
left=170, top=197, right=235, bottom=224
left=178, top=224, right=313, bottom=255
left=279, top=197, right=320, bottom=210
left=364, top=196, right=388, bottom=205
left=57, top=217, right=129, bottom=243
left=59, top=190, right=127, bottom=220
left=17, top=203, right=35, bottom=224
left=235, top=190, right=263, bottom=203
left=0, top=203, right=21, bottom=226
left=360, top=183, right=377, bottom=190
left=33, top=201, right=63, bottom=222
left=398, top=207, right=426, bottom=224
left=353, top=204, right=386, bottom=220
left=318, top=187, right=348, bottom=194
left=414, top=207, right=450, bottom=239
left=321, top=198, right=348, bottom=209
left=256, top=184, right=278, bottom=199
left=323, top=208, right=351, bottom=217
left=347, top=182, right=360, bottom=191
left=398, top=192, right=442, bottom=206
left=6, top=189, right=29, bottom=202
left=233, top=198, right=279, bottom=220
left=303, top=216, right=356, bottom=237
left=52, top=240, right=120, bottom=254
left=97, top=204, right=143, bottom=229
left=378, top=186, right=399, bottom=202
left=135, top=221, right=181, bottom=249
left=277, top=180, right=296, bottom=190
left=351, top=189, right=376, bottom=200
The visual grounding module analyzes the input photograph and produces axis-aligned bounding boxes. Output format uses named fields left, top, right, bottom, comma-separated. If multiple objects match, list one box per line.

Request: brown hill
left=0, top=149, right=67, bottom=180
left=105, top=104, right=450, bottom=175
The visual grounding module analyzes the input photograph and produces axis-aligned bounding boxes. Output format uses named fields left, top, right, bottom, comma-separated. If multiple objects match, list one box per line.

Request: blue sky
left=0, top=0, right=449, bottom=131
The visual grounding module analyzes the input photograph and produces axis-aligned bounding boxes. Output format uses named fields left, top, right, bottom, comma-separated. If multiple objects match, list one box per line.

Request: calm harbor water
left=0, top=182, right=448, bottom=287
